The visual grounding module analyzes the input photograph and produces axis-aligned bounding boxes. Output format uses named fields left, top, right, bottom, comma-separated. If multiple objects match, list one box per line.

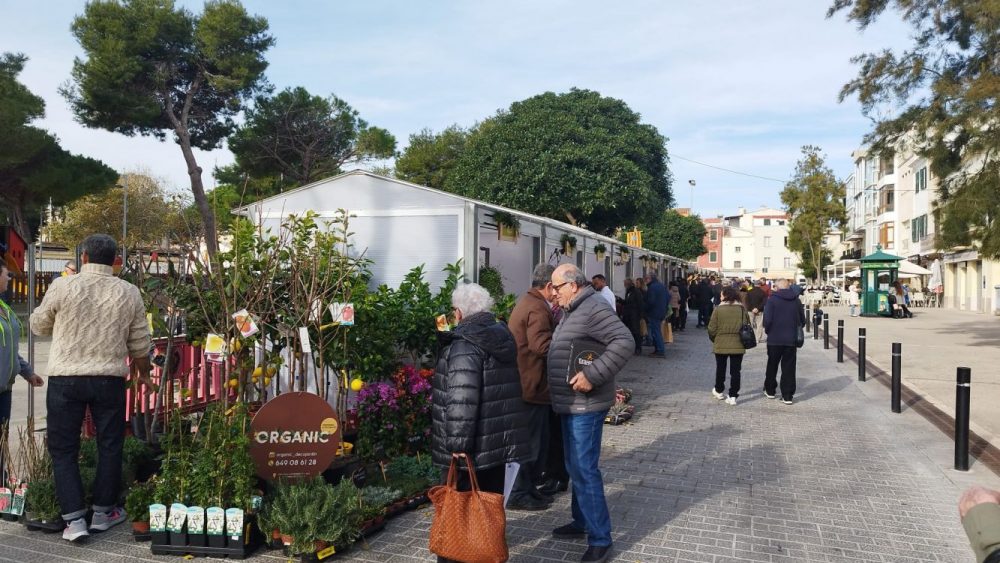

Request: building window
left=764, top=219, right=772, bottom=226
left=763, top=257, right=771, bottom=268
left=777, top=220, right=785, bottom=226
left=709, top=251, right=717, bottom=262
left=911, top=214, right=928, bottom=242
left=735, top=246, right=741, bottom=253
left=784, top=257, right=791, bottom=269
left=879, top=223, right=895, bottom=250
left=783, top=236, right=788, bottom=247
left=878, top=185, right=895, bottom=214
left=916, top=167, right=927, bottom=193
left=709, top=230, right=718, bottom=241
left=734, top=260, right=742, bottom=269
left=764, top=236, right=771, bottom=247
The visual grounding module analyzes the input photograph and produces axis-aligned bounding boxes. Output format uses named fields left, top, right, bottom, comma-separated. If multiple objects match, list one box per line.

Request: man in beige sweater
left=31, top=234, right=152, bottom=542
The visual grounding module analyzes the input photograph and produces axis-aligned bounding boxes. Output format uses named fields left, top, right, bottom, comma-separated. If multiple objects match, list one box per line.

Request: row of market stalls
left=237, top=171, right=702, bottom=297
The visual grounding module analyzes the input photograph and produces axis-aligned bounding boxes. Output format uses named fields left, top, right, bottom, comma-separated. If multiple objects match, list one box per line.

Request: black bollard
left=813, top=309, right=821, bottom=340
left=804, top=304, right=811, bottom=333
left=837, top=320, right=844, bottom=363
left=823, top=313, right=830, bottom=350
left=858, top=328, right=866, bottom=381
left=955, top=367, right=971, bottom=471
left=891, top=343, right=901, bottom=413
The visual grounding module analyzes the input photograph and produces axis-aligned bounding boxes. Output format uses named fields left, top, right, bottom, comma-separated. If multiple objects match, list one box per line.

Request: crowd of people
left=3, top=236, right=995, bottom=562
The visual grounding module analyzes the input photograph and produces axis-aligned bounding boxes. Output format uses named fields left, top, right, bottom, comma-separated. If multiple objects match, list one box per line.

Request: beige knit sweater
left=30, top=263, right=150, bottom=377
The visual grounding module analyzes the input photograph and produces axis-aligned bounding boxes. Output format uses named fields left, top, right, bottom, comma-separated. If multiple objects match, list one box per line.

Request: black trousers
left=542, top=407, right=568, bottom=481
left=764, top=345, right=797, bottom=400
left=678, top=304, right=688, bottom=329
left=509, top=404, right=548, bottom=500
left=714, top=354, right=743, bottom=397
left=47, top=376, right=126, bottom=520
left=699, top=303, right=714, bottom=326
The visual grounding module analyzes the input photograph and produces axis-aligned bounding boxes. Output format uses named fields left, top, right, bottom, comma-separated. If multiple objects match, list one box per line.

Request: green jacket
left=707, top=303, right=746, bottom=355
left=964, top=503, right=1000, bottom=563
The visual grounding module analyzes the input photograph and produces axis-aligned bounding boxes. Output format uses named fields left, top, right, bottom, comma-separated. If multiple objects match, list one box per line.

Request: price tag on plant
left=298, top=327, right=312, bottom=353
left=167, top=503, right=187, bottom=533
left=328, top=302, right=355, bottom=326
left=232, top=309, right=259, bottom=338
left=149, top=504, right=167, bottom=532
left=11, top=485, right=26, bottom=516
left=225, top=508, right=244, bottom=541
left=187, top=506, right=205, bottom=534
left=0, top=488, right=11, bottom=513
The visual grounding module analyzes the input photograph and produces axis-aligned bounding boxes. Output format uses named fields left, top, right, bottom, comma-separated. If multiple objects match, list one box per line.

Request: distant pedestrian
left=695, top=277, right=713, bottom=328
left=621, top=279, right=644, bottom=354
left=762, top=278, right=806, bottom=405
left=746, top=280, right=767, bottom=343
left=676, top=278, right=689, bottom=331
left=642, top=273, right=669, bottom=358
left=847, top=282, right=860, bottom=317
left=30, top=234, right=153, bottom=542
left=61, top=261, right=77, bottom=277
left=892, top=281, right=913, bottom=318
left=547, top=264, right=634, bottom=563
left=591, top=274, right=615, bottom=309
left=668, top=282, right=681, bottom=331
left=707, top=287, right=747, bottom=406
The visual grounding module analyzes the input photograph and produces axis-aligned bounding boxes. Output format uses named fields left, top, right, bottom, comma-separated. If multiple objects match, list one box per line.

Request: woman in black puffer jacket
left=431, top=283, right=529, bottom=496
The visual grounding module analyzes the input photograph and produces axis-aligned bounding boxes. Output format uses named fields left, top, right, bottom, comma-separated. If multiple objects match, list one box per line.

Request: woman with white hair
left=430, top=283, right=529, bottom=559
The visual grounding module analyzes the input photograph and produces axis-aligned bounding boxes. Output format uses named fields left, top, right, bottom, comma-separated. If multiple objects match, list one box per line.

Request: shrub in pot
left=125, top=479, right=157, bottom=534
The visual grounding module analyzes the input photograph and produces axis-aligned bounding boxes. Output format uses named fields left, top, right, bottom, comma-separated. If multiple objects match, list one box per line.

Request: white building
left=701, top=206, right=800, bottom=280
left=236, top=171, right=696, bottom=298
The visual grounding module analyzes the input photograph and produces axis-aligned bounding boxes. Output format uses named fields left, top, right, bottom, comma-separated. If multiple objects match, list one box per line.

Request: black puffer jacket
left=431, top=311, right=529, bottom=470
left=548, top=286, right=635, bottom=415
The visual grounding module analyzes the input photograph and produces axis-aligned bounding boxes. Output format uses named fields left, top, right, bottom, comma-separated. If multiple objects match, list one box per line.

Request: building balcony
left=839, top=248, right=864, bottom=260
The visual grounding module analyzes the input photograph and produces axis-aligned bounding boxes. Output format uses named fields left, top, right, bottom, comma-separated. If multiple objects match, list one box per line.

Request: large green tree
left=637, top=210, right=707, bottom=260
left=47, top=172, right=189, bottom=249
left=780, top=146, right=846, bottom=282
left=62, top=0, right=274, bottom=257
left=0, top=53, right=117, bottom=240
left=394, top=125, right=473, bottom=189
left=229, top=86, right=396, bottom=186
left=446, top=89, right=673, bottom=234
left=830, top=1, right=1000, bottom=256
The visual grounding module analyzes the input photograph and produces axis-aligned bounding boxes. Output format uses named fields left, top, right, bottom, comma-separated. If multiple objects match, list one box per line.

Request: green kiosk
left=860, top=246, right=902, bottom=317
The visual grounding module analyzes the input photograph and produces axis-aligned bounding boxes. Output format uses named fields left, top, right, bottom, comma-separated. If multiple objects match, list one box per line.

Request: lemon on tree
left=349, top=378, right=364, bottom=392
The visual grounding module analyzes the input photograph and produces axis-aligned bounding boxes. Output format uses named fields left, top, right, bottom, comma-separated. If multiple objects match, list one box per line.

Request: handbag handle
left=446, top=453, right=482, bottom=492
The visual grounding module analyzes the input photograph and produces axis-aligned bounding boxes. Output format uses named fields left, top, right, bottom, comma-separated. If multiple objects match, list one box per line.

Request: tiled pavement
left=2, top=327, right=998, bottom=562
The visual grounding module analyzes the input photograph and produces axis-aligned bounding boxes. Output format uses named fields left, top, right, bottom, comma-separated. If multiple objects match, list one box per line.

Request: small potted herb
left=125, top=479, right=157, bottom=537
left=594, top=243, right=607, bottom=262
left=560, top=233, right=577, bottom=255
left=493, top=211, right=521, bottom=241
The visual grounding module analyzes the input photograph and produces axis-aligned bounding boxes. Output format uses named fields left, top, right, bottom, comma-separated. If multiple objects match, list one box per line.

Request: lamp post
left=688, top=179, right=696, bottom=211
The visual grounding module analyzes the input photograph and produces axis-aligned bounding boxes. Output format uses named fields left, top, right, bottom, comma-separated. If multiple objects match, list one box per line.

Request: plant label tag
left=317, top=545, right=336, bottom=559
left=232, top=309, right=259, bottom=338
left=167, top=503, right=187, bottom=533
left=149, top=504, right=167, bottom=532
left=11, top=485, right=26, bottom=516
left=298, top=327, right=312, bottom=353
left=0, top=488, right=11, bottom=513
left=328, top=302, right=355, bottom=326
left=310, top=300, right=323, bottom=322
left=251, top=495, right=262, bottom=511
left=225, top=508, right=244, bottom=540
left=186, top=506, right=205, bottom=534
left=205, top=507, right=225, bottom=535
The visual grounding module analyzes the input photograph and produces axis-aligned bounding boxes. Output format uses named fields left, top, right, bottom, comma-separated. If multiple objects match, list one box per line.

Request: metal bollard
left=823, top=313, right=830, bottom=349
left=955, top=367, right=971, bottom=471
left=804, top=304, right=811, bottom=333
left=891, top=343, right=901, bottom=413
left=837, top=320, right=844, bottom=363
left=813, top=310, right=821, bottom=340
left=858, top=328, right=866, bottom=381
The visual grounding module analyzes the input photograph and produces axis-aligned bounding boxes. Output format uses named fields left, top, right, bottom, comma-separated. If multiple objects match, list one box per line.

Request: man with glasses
left=62, top=261, right=77, bottom=276
left=547, top=264, right=634, bottom=563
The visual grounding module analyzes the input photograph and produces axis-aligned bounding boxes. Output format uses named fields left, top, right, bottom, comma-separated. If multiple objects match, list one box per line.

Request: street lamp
left=688, top=179, right=696, bottom=211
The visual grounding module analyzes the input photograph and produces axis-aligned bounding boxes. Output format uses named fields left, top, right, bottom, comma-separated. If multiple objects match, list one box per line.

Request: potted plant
left=266, top=477, right=363, bottom=561
left=640, top=255, right=650, bottom=269
left=492, top=211, right=520, bottom=242
left=126, top=479, right=157, bottom=537
left=560, top=233, right=577, bottom=255
left=594, top=243, right=607, bottom=262
left=358, top=486, right=398, bottom=536
left=23, top=477, right=62, bottom=532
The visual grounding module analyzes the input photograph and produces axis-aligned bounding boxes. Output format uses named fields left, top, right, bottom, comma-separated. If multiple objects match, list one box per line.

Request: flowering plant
left=354, top=365, right=433, bottom=461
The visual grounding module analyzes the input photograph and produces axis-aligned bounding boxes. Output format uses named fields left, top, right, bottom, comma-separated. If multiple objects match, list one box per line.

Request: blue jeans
left=647, top=317, right=665, bottom=354
left=47, top=377, right=126, bottom=521
left=561, top=412, right=612, bottom=547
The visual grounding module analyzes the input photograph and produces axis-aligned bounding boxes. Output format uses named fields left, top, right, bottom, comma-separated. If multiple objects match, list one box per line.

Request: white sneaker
left=725, top=396, right=737, bottom=406
left=63, top=518, right=90, bottom=542
left=763, top=389, right=776, bottom=399
left=89, top=507, right=127, bottom=532
left=711, top=389, right=726, bottom=400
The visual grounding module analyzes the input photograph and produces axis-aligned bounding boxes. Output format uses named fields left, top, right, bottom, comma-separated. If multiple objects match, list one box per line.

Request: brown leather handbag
left=428, top=453, right=509, bottom=563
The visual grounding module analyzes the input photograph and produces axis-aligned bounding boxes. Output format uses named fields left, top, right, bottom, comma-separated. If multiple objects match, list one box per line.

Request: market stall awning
left=897, top=260, right=932, bottom=276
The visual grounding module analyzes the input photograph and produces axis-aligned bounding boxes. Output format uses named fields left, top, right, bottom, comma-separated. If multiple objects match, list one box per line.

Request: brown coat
left=508, top=288, right=555, bottom=405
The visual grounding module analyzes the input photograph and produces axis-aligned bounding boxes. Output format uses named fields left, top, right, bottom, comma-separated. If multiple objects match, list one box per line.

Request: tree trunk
left=178, top=137, right=218, bottom=257
left=9, top=201, right=31, bottom=245
left=564, top=211, right=577, bottom=225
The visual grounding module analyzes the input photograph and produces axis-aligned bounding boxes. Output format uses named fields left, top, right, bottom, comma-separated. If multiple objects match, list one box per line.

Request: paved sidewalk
left=0, top=328, right=997, bottom=562
left=820, top=305, right=1000, bottom=448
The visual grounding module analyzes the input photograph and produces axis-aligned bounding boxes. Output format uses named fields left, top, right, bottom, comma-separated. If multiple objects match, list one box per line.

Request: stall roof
left=235, top=170, right=695, bottom=267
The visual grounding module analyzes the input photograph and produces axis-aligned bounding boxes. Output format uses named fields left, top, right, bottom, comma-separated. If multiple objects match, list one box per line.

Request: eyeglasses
left=552, top=282, right=571, bottom=292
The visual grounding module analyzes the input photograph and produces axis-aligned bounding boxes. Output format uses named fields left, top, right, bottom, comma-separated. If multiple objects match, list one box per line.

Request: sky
left=1, top=1, right=913, bottom=219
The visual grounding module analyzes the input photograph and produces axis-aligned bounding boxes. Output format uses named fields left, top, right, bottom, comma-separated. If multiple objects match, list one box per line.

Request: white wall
left=478, top=225, right=536, bottom=297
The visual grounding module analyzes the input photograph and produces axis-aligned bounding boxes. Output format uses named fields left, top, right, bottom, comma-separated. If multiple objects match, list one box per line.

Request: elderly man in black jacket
left=431, top=283, right=529, bottom=502
left=547, top=264, right=634, bottom=563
